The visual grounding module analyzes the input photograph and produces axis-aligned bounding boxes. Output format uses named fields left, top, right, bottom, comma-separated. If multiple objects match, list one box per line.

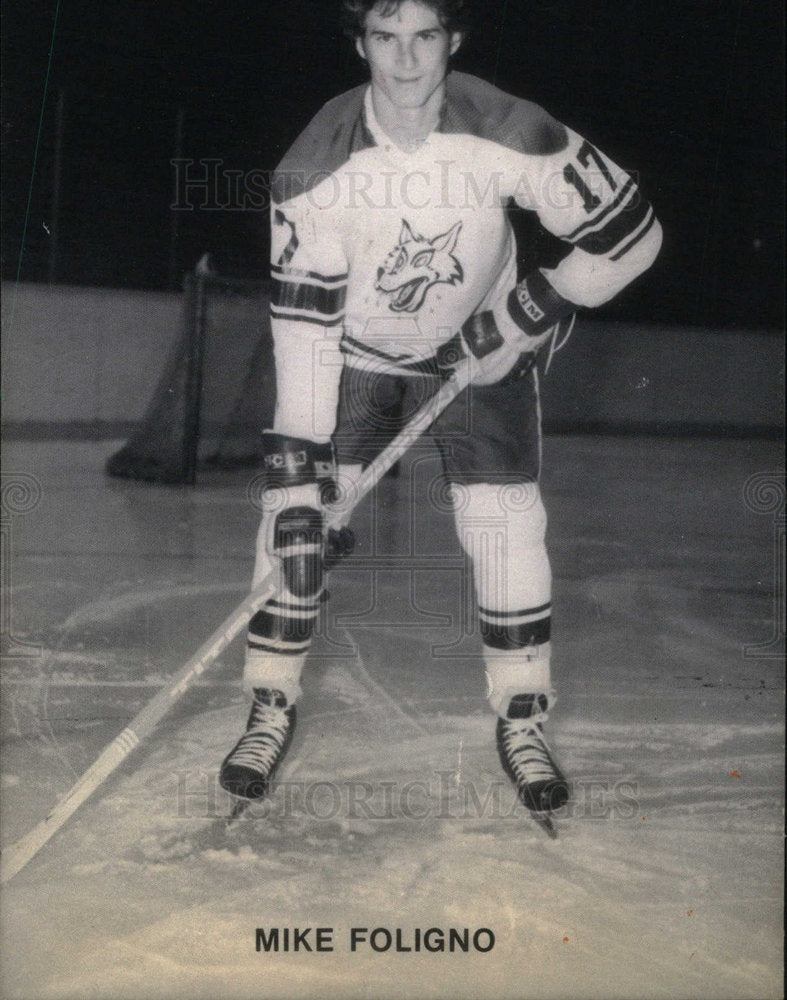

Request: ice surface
left=1, top=437, right=783, bottom=999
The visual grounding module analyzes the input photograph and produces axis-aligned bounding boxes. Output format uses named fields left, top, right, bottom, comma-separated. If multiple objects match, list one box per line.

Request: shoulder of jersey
left=444, top=71, right=569, bottom=157
left=272, top=85, right=374, bottom=204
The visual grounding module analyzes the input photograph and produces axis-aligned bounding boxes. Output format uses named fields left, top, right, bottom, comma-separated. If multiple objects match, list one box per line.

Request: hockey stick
left=1, top=362, right=472, bottom=884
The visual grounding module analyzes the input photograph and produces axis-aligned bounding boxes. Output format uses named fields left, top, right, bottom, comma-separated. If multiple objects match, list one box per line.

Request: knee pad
left=274, top=506, right=324, bottom=599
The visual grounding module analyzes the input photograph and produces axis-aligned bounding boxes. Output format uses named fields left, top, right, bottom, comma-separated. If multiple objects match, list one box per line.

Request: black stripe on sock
left=479, top=602, right=552, bottom=619
left=249, top=607, right=315, bottom=644
left=246, top=640, right=309, bottom=656
left=481, top=616, right=551, bottom=649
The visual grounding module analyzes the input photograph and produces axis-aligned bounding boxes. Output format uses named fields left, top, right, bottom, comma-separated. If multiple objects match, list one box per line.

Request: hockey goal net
left=106, top=272, right=275, bottom=484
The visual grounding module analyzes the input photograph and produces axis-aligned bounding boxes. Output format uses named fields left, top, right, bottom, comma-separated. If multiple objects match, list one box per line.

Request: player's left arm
left=534, top=127, right=661, bottom=296
left=505, top=126, right=662, bottom=342
left=508, top=129, right=662, bottom=334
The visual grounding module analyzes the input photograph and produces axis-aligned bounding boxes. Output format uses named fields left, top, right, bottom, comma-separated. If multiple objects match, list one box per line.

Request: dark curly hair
left=341, top=0, right=472, bottom=39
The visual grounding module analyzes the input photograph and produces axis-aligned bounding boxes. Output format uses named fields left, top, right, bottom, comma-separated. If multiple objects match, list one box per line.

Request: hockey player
left=219, top=0, right=662, bottom=825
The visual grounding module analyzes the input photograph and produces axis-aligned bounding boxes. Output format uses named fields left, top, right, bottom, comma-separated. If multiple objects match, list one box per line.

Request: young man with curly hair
left=219, top=0, right=661, bottom=832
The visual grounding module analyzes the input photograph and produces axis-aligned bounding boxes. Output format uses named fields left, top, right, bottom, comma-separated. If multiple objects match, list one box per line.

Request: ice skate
left=497, top=694, right=569, bottom=831
left=219, top=688, right=296, bottom=801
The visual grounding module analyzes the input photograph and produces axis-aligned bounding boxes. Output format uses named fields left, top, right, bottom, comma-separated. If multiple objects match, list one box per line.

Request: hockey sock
left=484, top=641, right=552, bottom=718
left=452, top=481, right=553, bottom=718
left=241, top=582, right=323, bottom=701
left=241, top=435, right=336, bottom=701
left=242, top=654, right=305, bottom=705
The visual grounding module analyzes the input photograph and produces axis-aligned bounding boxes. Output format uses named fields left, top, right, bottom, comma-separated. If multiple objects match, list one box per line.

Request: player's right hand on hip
left=437, top=270, right=578, bottom=386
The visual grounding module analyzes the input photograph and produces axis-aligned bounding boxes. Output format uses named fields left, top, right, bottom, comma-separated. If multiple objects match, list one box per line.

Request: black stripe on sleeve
left=574, top=197, right=652, bottom=255
left=609, top=210, right=657, bottom=261
left=271, top=277, right=347, bottom=315
left=270, top=307, right=345, bottom=327
left=271, top=263, right=348, bottom=284
left=565, top=178, right=635, bottom=243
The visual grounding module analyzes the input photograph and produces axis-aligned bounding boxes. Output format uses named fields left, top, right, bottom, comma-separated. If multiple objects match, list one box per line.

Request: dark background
left=2, top=0, right=784, bottom=328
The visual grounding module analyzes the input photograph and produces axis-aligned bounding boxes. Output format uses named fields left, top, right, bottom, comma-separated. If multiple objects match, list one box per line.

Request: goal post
left=106, top=271, right=275, bottom=484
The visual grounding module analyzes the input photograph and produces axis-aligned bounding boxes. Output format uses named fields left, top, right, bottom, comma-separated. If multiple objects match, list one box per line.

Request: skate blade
left=531, top=811, right=558, bottom=839
left=226, top=797, right=254, bottom=825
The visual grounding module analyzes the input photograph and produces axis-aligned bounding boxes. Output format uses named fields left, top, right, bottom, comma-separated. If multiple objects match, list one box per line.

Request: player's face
left=356, top=1, right=462, bottom=111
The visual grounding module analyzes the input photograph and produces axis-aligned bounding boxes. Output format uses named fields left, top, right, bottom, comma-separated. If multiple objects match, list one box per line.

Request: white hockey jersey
left=269, top=72, right=662, bottom=440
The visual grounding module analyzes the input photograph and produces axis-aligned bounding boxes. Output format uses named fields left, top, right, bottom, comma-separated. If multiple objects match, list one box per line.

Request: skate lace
left=228, top=703, right=291, bottom=774
left=501, top=716, right=559, bottom=785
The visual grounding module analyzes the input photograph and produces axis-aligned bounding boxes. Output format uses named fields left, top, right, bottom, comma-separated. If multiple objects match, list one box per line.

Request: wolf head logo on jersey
left=375, top=219, right=463, bottom=313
